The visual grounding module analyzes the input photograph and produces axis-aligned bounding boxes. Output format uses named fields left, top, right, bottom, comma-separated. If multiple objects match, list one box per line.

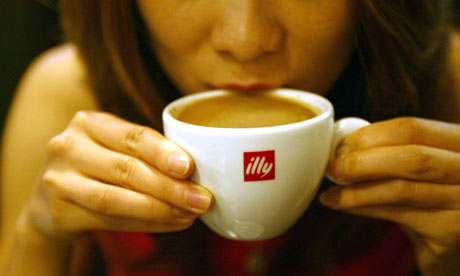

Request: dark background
left=0, top=0, right=59, bottom=137
left=1, top=1, right=460, bottom=136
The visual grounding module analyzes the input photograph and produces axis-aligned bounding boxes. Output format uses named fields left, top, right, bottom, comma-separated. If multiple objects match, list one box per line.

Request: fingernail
left=172, top=207, right=197, bottom=219
left=187, top=187, right=212, bottom=212
left=168, top=153, right=190, bottom=176
left=319, top=186, right=342, bottom=208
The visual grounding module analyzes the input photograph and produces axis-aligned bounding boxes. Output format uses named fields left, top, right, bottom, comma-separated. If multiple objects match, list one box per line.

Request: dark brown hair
left=353, top=1, right=451, bottom=119
left=59, top=0, right=452, bottom=274
left=60, top=0, right=452, bottom=126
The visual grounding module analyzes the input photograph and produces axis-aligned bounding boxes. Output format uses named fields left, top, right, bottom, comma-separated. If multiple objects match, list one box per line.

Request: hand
left=27, top=111, right=213, bottom=241
left=321, top=117, right=460, bottom=276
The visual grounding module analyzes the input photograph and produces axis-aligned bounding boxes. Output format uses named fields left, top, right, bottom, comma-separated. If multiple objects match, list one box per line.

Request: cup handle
left=325, top=117, right=370, bottom=185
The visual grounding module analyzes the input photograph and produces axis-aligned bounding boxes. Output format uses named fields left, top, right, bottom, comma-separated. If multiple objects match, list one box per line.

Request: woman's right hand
left=27, top=111, right=213, bottom=240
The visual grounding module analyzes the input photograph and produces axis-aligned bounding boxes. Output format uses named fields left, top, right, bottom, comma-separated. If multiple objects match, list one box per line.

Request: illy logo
left=244, top=150, right=275, bottom=181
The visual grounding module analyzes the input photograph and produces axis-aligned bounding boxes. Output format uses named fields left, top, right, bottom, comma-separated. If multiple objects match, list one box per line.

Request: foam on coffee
left=176, top=92, right=318, bottom=128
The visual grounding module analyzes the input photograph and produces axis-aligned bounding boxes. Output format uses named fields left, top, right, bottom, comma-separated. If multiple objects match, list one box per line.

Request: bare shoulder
left=3, top=43, right=99, bottom=147
left=11, top=43, right=98, bottom=115
left=0, top=44, right=98, bottom=246
left=1, top=43, right=99, bottom=185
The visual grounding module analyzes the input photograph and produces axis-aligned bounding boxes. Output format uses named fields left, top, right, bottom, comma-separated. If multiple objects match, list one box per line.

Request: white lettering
left=245, top=157, right=273, bottom=178
left=261, top=162, right=273, bottom=178
left=256, top=157, right=265, bottom=174
left=251, top=156, right=260, bottom=174
left=246, top=157, right=255, bottom=175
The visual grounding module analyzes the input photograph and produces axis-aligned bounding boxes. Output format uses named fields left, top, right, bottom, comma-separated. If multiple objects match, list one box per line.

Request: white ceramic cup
left=162, top=89, right=368, bottom=241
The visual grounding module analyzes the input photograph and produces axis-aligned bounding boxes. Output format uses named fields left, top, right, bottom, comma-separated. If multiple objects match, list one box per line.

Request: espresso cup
left=162, top=89, right=368, bottom=241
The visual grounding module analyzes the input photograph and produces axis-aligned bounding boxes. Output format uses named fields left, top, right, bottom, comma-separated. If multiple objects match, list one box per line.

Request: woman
left=1, top=0, right=459, bottom=275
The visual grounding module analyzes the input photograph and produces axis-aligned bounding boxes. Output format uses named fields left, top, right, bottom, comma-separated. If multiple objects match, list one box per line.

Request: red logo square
left=244, top=150, right=275, bottom=182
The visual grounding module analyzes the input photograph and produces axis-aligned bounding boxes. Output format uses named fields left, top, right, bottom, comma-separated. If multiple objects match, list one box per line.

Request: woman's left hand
left=322, top=117, right=460, bottom=276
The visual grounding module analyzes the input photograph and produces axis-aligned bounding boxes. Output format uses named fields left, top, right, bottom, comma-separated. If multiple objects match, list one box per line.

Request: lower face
left=136, top=0, right=355, bottom=96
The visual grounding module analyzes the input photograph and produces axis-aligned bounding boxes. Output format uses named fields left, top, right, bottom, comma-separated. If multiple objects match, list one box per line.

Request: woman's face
left=136, top=0, right=355, bottom=95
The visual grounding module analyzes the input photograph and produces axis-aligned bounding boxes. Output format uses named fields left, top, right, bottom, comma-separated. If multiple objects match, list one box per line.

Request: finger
left=51, top=199, right=195, bottom=234
left=71, top=111, right=194, bottom=179
left=328, top=145, right=460, bottom=183
left=320, top=180, right=460, bottom=210
left=337, top=117, right=460, bottom=156
left=56, top=134, right=212, bottom=214
left=339, top=205, right=458, bottom=243
left=82, top=209, right=196, bottom=233
left=343, top=206, right=424, bottom=227
left=44, top=170, right=198, bottom=224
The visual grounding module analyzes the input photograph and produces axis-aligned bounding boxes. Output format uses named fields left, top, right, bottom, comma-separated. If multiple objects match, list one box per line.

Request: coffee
left=176, top=93, right=318, bottom=128
left=163, top=89, right=369, bottom=240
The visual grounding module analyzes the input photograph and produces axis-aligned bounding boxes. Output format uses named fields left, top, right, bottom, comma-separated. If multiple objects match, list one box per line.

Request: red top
left=91, top=224, right=415, bottom=276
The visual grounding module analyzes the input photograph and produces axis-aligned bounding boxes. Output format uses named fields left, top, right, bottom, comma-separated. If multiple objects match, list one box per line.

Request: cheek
left=136, top=1, right=213, bottom=54
left=286, top=4, right=355, bottom=92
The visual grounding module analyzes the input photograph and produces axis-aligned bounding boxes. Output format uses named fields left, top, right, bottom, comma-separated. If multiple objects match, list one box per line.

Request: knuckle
left=89, top=187, right=116, bottom=213
left=41, top=171, right=65, bottom=198
left=124, top=126, right=147, bottom=154
left=403, top=146, right=432, bottom=177
left=394, top=117, right=425, bottom=144
left=113, top=157, right=138, bottom=186
left=41, top=173, right=69, bottom=221
left=70, top=111, right=90, bottom=128
left=47, top=133, right=74, bottom=157
left=390, top=179, right=416, bottom=202
left=42, top=170, right=58, bottom=189
left=141, top=200, right=166, bottom=222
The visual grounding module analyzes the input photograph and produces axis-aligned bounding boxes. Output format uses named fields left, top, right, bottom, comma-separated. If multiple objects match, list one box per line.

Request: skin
left=137, top=0, right=355, bottom=94
left=1, top=1, right=460, bottom=275
left=322, top=34, right=460, bottom=276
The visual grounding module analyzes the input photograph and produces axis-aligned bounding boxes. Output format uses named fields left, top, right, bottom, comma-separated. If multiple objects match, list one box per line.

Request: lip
left=211, top=83, right=278, bottom=91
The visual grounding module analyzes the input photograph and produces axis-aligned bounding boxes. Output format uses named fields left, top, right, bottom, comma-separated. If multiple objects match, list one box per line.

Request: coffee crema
left=176, top=93, right=318, bottom=128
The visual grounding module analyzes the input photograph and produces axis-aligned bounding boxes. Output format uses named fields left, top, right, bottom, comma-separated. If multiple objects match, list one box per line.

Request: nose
left=211, top=2, right=284, bottom=63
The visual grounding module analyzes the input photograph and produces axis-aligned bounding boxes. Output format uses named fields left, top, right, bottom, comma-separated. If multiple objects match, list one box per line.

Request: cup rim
left=162, top=88, right=333, bottom=135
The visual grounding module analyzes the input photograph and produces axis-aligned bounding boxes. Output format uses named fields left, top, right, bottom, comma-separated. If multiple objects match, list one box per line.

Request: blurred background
left=1, top=0, right=59, bottom=137
left=1, top=1, right=460, bottom=137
